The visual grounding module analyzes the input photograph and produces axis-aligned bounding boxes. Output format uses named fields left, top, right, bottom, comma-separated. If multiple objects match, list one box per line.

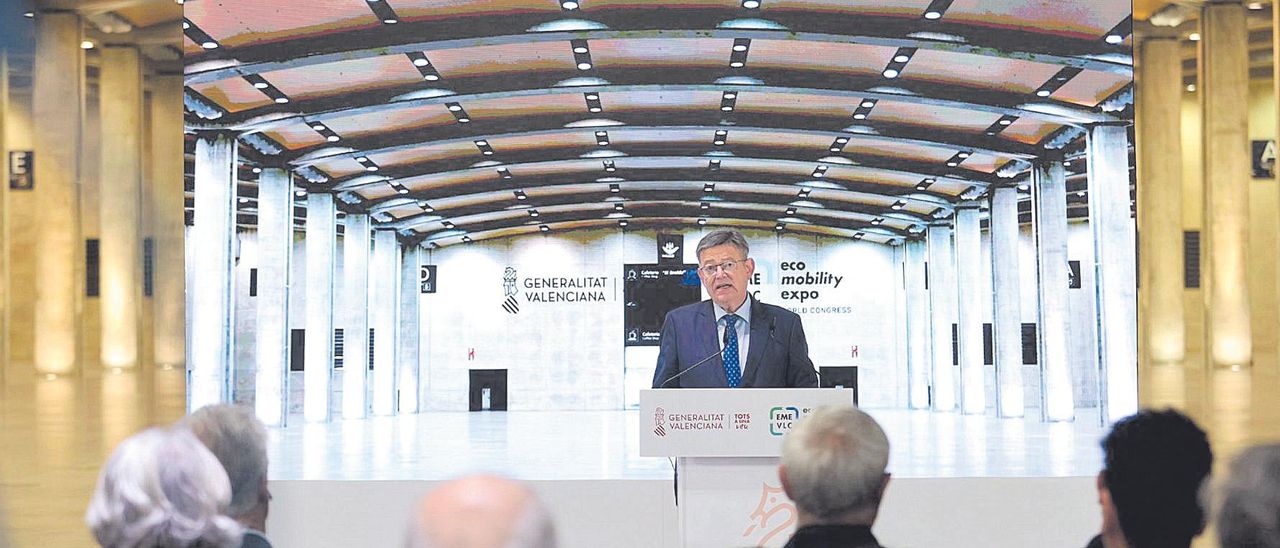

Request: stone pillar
left=33, top=11, right=84, bottom=376
left=398, top=245, right=421, bottom=413
left=927, top=222, right=957, bottom=411
left=904, top=238, right=931, bottom=408
left=0, top=50, right=8, bottom=381
left=189, top=132, right=238, bottom=409
left=342, top=214, right=371, bottom=420
left=1032, top=159, right=1075, bottom=421
left=151, top=75, right=185, bottom=368
left=303, top=193, right=336, bottom=422
left=370, top=229, right=400, bottom=415
left=989, top=185, right=1025, bottom=417
left=98, top=45, right=143, bottom=369
left=254, top=169, right=292, bottom=427
left=953, top=204, right=985, bottom=414
left=1087, top=124, right=1139, bottom=423
left=1201, top=2, right=1252, bottom=369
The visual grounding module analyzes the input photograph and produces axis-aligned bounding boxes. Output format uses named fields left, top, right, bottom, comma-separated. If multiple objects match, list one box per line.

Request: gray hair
left=695, top=229, right=750, bottom=260
left=86, top=427, right=243, bottom=548
left=178, top=404, right=269, bottom=519
left=406, top=475, right=556, bottom=548
left=780, top=406, right=889, bottom=520
left=1218, top=444, right=1280, bottom=548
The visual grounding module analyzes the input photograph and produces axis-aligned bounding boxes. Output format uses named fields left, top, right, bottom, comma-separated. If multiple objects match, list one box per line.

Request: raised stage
left=264, top=408, right=1107, bottom=547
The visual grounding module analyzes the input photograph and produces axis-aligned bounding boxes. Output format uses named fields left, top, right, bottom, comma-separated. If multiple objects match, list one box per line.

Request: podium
left=639, top=388, right=856, bottom=547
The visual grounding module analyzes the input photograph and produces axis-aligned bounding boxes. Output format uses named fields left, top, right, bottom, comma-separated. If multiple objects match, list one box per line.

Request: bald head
left=407, top=475, right=556, bottom=548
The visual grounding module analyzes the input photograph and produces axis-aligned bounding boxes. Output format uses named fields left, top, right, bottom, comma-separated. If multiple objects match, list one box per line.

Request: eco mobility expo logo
left=654, top=406, right=666, bottom=437
left=769, top=406, right=802, bottom=436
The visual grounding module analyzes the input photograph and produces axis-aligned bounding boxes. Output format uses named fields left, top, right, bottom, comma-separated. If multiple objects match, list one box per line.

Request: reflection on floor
left=0, top=365, right=186, bottom=548
left=266, top=408, right=1108, bottom=482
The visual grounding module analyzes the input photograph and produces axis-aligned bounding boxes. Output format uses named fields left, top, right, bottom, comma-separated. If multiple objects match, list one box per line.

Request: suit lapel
left=741, top=298, right=770, bottom=387
left=696, top=301, right=728, bottom=386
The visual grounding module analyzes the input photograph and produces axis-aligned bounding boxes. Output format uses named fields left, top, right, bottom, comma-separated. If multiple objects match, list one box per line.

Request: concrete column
left=303, top=193, right=336, bottom=422
left=342, top=214, right=371, bottom=420
left=398, top=245, right=421, bottom=413
left=189, top=132, right=238, bottom=409
left=1201, top=2, right=1252, bottom=369
left=370, top=229, right=400, bottom=416
left=953, top=204, right=985, bottom=414
left=1032, top=160, right=1075, bottom=421
left=151, top=75, right=185, bottom=368
left=98, top=45, right=143, bottom=369
left=33, top=11, right=84, bottom=376
left=926, top=222, right=957, bottom=411
left=990, top=186, right=1025, bottom=418
left=1136, top=34, right=1185, bottom=370
left=0, top=50, right=8, bottom=381
left=254, top=169, right=292, bottom=427
left=904, top=238, right=930, bottom=408
left=1087, top=124, right=1139, bottom=423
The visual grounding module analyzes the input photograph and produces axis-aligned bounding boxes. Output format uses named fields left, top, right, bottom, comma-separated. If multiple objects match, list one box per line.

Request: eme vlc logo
left=769, top=406, right=801, bottom=436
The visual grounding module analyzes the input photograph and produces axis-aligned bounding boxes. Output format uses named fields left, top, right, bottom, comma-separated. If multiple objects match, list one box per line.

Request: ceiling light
left=853, top=113, right=866, bottom=120
left=958, top=152, right=970, bottom=158
left=785, top=207, right=796, bottom=215
left=586, top=93, right=599, bottom=100
left=701, top=202, right=710, bottom=210
left=80, top=40, right=94, bottom=49
left=946, top=161, right=958, bottom=167
left=1077, top=191, right=1086, bottom=197
left=730, top=61, right=744, bottom=68
left=614, top=203, right=624, bottom=211
left=448, top=104, right=462, bottom=112
left=252, top=167, right=262, bottom=174
left=413, top=58, right=429, bottom=67
left=618, top=220, right=628, bottom=227
left=714, top=140, right=725, bottom=146
left=1104, top=34, right=1123, bottom=44
left=424, top=74, right=439, bottom=81
left=457, top=117, right=470, bottom=123
left=295, top=190, right=306, bottom=197
left=462, top=236, right=472, bottom=243
left=274, top=97, right=289, bottom=104
left=238, top=197, right=249, bottom=204
left=1186, top=84, right=1196, bottom=92
left=835, top=137, right=848, bottom=144
left=923, top=10, right=942, bottom=19
left=882, top=69, right=899, bottom=78
left=529, top=210, right=539, bottom=217
left=1036, top=90, right=1051, bottom=97
left=999, top=119, right=1012, bottom=125
left=540, top=225, right=550, bottom=232
left=366, top=166, right=379, bottom=172
left=732, top=44, right=748, bottom=52
left=697, top=218, right=707, bottom=225
left=397, top=188, right=408, bottom=194
left=577, top=62, right=592, bottom=70
left=1188, top=33, right=1200, bottom=41
left=1248, top=1, right=1265, bottom=8
left=326, top=135, right=340, bottom=142
left=724, top=92, right=737, bottom=99
left=589, top=107, right=601, bottom=112
left=860, top=100, right=875, bottom=108
left=775, top=224, right=784, bottom=231
left=383, top=18, right=398, bottom=24
left=573, top=46, right=588, bottom=54
left=1018, top=184, right=1030, bottom=190
left=721, top=106, right=733, bottom=111
left=561, top=0, right=579, bottom=9
left=252, top=81, right=270, bottom=90
left=742, top=0, right=760, bottom=8
left=201, top=41, right=218, bottom=49
left=24, top=11, right=34, bottom=18
left=893, top=54, right=910, bottom=63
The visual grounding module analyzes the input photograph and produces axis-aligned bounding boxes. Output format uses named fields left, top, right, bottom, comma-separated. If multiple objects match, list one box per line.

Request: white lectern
left=639, top=388, right=855, bottom=548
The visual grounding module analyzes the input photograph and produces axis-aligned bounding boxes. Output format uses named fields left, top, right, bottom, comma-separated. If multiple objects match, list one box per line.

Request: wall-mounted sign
left=1253, top=140, right=1275, bottom=178
left=420, top=264, right=437, bottom=293
left=9, top=151, right=32, bottom=190
left=1068, top=260, right=1081, bottom=289
left=657, top=233, right=683, bottom=264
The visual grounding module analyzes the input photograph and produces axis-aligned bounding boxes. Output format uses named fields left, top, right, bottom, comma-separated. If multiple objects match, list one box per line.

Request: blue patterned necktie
left=723, top=314, right=742, bottom=388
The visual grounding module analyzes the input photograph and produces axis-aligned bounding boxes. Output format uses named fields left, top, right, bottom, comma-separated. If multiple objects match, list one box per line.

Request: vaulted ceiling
left=182, top=0, right=1134, bottom=248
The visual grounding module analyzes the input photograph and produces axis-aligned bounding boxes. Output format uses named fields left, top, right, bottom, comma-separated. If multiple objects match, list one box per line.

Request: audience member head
left=1096, top=409, right=1212, bottom=548
left=779, top=405, right=890, bottom=526
left=1217, top=443, right=1280, bottom=548
left=178, top=404, right=270, bottom=530
left=405, top=474, right=556, bottom=548
left=85, top=427, right=243, bottom=548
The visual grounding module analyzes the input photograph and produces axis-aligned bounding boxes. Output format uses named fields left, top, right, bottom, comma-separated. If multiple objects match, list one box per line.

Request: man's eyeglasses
left=699, top=259, right=746, bottom=276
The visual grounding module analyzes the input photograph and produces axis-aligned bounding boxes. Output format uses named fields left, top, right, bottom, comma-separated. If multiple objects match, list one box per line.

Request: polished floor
left=265, top=408, right=1109, bottom=482
left=1, top=358, right=1278, bottom=547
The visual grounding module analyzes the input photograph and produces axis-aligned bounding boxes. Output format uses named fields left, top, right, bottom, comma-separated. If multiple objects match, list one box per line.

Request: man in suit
left=652, top=229, right=818, bottom=388
left=180, top=404, right=274, bottom=548
left=779, top=405, right=889, bottom=548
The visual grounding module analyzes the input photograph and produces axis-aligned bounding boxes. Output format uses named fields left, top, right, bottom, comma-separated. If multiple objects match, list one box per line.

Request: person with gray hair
left=652, top=228, right=818, bottom=388
left=179, top=404, right=273, bottom=548
left=778, top=405, right=890, bottom=548
left=405, top=474, right=556, bottom=548
left=85, top=427, right=243, bottom=548
left=1217, top=443, right=1280, bottom=548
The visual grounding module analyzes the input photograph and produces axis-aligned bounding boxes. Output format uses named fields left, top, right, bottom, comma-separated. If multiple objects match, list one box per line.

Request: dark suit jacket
left=651, top=297, right=818, bottom=388
left=783, top=524, right=883, bottom=548
left=242, top=530, right=272, bottom=548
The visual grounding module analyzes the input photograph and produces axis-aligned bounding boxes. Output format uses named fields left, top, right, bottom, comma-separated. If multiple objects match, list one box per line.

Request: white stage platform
left=264, top=409, right=1107, bottom=547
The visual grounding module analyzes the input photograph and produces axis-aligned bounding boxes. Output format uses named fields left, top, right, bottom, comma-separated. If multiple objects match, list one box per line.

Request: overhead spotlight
left=407, top=52, right=442, bottom=80
left=603, top=160, right=617, bottom=173
left=571, top=39, right=594, bottom=71
left=871, top=217, right=883, bottom=225
left=251, top=167, right=263, bottom=174
left=238, top=197, right=250, bottom=204
left=721, top=90, right=738, bottom=113
left=514, top=190, right=528, bottom=201
left=584, top=92, right=604, bottom=113
left=24, top=11, right=34, bottom=18
left=1188, top=33, right=1200, bottom=41
left=462, top=236, right=472, bottom=243
left=80, top=40, right=95, bottom=49
left=704, top=183, right=716, bottom=193
left=785, top=207, right=797, bottom=215
left=854, top=232, right=865, bottom=240
left=561, top=0, right=580, bottom=10
left=618, top=219, right=628, bottom=227
left=882, top=68, right=899, bottom=78
left=528, top=209, right=540, bottom=217
left=614, top=203, right=624, bottom=212
left=1102, top=16, right=1131, bottom=45
left=595, top=130, right=610, bottom=146
left=697, top=218, right=707, bottom=226
left=729, top=39, right=751, bottom=68
left=274, top=97, right=289, bottom=104
left=835, top=137, right=849, bottom=144
left=742, top=0, right=760, bottom=8
left=891, top=200, right=906, bottom=210
left=366, top=0, right=401, bottom=25
left=397, top=188, right=409, bottom=194
left=326, top=135, right=340, bottom=142
left=540, top=225, right=550, bottom=232
left=775, top=223, right=785, bottom=231
left=1186, top=84, right=1196, bottom=92
left=609, top=183, right=621, bottom=193
left=419, top=201, right=434, bottom=212
left=708, top=159, right=721, bottom=171
left=413, top=58, right=429, bottom=67
left=446, top=103, right=472, bottom=125
left=1076, top=191, right=1086, bottom=197
left=797, top=188, right=811, bottom=197
left=475, top=140, right=496, bottom=156
left=998, top=119, right=1012, bottom=125
left=812, top=166, right=828, bottom=178
left=893, top=54, right=910, bottom=63
left=295, top=190, right=306, bottom=197
left=923, top=10, right=941, bottom=19
left=497, top=167, right=513, bottom=179
left=383, top=18, right=398, bottom=24
left=701, top=202, right=710, bottom=210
